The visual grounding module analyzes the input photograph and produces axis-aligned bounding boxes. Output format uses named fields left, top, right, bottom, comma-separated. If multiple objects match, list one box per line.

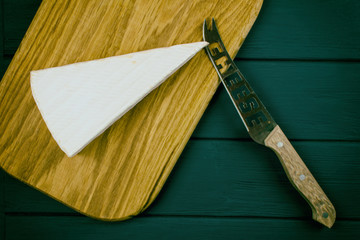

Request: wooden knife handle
left=264, top=125, right=336, bottom=228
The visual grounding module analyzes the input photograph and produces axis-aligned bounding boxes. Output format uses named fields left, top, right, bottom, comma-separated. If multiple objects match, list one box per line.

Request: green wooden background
left=1, top=0, right=360, bottom=239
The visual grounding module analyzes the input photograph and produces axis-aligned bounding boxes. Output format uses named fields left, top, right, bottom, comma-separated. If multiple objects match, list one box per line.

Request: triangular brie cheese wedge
left=31, top=41, right=208, bottom=157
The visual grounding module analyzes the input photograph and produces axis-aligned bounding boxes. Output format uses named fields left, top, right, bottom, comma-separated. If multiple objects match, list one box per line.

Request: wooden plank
left=0, top=170, right=4, bottom=240
left=0, top=0, right=4, bottom=229
left=4, top=140, right=359, bottom=219
left=0, top=0, right=4, bottom=58
left=0, top=0, right=263, bottom=221
left=2, top=60, right=360, bottom=141
left=239, top=0, right=360, bottom=60
left=3, top=0, right=360, bottom=59
left=3, top=0, right=41, bottom=56
left=193, top=61, right=360, bottom=140
left=5, top=216, right=360, bottom=240
left=0, top=59, right=10, bottom=77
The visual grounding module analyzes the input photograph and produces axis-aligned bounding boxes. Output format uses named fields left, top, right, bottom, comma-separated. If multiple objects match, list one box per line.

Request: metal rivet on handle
left=277, top=141, right=284, bottom=148
left=299, top=174, right=306, bottom=181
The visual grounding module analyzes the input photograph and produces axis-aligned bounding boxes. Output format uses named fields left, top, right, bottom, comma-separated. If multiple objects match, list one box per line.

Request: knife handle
left=264, top=125, right=336, bottom=228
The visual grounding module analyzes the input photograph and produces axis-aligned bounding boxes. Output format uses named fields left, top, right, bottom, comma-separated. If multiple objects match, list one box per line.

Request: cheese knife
left=203, top=18, right=336, bottom=228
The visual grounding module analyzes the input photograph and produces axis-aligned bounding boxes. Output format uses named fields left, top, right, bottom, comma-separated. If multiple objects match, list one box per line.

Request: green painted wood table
left=1, top=0, right=360, bottom=239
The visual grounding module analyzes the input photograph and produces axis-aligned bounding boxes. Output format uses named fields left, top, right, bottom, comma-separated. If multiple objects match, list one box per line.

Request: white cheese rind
left=31, top=42, right=208, bottom=157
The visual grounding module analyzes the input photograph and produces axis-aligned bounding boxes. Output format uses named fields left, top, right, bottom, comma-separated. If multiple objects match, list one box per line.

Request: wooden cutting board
left=0, top=0, right=263, bottom=220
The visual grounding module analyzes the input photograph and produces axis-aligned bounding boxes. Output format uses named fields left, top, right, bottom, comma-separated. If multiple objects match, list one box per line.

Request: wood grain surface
left=5, top=216, right=360, bottom=240
left=0, top=0, right=263, bottom=220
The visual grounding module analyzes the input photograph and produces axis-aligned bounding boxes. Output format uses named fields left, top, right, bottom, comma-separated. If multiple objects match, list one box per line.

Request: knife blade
left=203, top=18, right=336, bottom=228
